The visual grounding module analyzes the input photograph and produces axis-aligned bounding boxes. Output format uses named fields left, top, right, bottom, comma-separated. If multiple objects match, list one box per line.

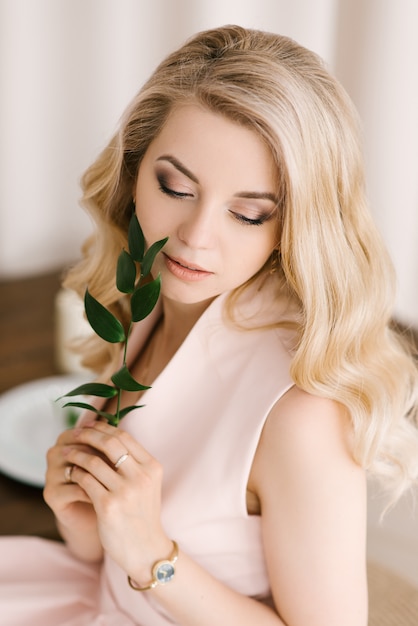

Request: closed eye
left=232, top=213, right=264, bottom=226
left=230, top=210, right=275, bottom=227
left=158, top=179, right=193, bottom=199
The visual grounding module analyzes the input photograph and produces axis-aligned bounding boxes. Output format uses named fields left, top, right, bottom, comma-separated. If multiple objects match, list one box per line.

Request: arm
left=249, top=386, right=368, bottom=625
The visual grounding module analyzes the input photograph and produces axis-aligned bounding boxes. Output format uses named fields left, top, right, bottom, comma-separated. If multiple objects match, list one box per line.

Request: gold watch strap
left=128, top=540, right=179, bottom=592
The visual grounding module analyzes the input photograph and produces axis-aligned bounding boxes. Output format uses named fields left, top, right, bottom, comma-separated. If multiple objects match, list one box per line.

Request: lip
left=163, top=253, right=213, bottom=281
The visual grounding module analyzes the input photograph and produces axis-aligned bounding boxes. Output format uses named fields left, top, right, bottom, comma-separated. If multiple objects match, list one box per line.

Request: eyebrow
left=156, top=155, right=199, bottom=183
left=155, top=154, right=279, bottom=204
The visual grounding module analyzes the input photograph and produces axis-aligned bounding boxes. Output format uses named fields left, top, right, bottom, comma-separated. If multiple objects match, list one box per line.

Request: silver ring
left=114, top=453, right=129, bottom=470
left=64, top=465, right=74, bottom=483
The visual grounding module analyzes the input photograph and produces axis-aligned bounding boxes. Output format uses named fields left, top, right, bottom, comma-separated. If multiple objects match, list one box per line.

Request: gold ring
left=64, top=465, right=74, bottom=483
left=114, top=453, right=129, bottom=470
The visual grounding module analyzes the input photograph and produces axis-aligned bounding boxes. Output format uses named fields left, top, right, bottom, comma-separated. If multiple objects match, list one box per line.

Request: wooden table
left=0, top=270, right=63, bottom=540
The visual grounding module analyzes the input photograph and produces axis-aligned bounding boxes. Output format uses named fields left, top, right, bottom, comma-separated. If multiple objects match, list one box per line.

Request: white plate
left=0, top=375, right=88, bottom=487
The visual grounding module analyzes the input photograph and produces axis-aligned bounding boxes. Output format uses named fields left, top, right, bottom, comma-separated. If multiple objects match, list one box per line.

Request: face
left=134, top=103, right=279, bottom=309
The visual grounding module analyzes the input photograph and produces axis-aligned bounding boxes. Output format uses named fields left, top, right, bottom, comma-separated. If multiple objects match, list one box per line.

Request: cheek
left=229, top=240, right=272, bottom=282
left=238, top=230, right=276, bottom=265
left=134, top=173, right=159, bottom=224
left=134, top=191, right=163, bottom=237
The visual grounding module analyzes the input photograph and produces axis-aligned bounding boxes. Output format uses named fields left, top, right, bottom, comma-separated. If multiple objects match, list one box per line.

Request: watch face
left=155, top=561, right=175, bottom=584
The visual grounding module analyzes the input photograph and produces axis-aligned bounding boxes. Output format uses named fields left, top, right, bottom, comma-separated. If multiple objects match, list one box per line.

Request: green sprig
left=59, top=214, right=168, bottom=426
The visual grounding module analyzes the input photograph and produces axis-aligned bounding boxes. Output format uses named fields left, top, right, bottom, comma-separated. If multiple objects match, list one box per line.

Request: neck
left=159, top=295, right=215, bottom=352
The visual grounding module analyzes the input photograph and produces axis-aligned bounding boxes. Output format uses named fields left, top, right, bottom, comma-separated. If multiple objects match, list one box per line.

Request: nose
left=177, top=202, right=218, bottom=250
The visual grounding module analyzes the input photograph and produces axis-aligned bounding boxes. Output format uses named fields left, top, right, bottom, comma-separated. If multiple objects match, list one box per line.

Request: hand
left=43, top=427, right=99, bottom=535
left=61, top=420, right=171, bottom=579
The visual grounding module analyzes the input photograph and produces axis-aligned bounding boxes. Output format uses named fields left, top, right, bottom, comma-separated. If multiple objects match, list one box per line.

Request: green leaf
left=111, top=364, right=151, bottom=391
left=60, top=382, right=118, bottom=398
left=85, top=289, right=126, bottom=343
left=128, top=214, right=145, bottom=262
left=131, top=275, right=161, bottom=322
left=62, top=402, right=118, bottom=423
left=116, top=249, right=137, bottom=293
left=119, top=405, right=144, bottom=418
left=141, top=237, right=168, bottom=277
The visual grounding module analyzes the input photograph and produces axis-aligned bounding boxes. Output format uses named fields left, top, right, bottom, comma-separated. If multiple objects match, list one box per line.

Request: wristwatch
left=128, top=541, right=179, bottom=591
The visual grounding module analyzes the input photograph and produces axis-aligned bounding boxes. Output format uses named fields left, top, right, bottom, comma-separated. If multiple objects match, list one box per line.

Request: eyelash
left=232, top=214, right=265, bottom=226
left=158, top=181, right=191, bottom=199
left=158, top=179, right=268, bottom=226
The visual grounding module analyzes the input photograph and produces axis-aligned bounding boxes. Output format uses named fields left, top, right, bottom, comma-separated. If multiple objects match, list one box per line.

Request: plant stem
left=114, top=321, right=133, bottom=423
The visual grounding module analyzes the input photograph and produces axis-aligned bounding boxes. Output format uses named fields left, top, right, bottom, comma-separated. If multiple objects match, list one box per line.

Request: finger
left=44, top=457, right=92, bottom=501
left=55, top=426, right=89, bottom=446
left=47, top=441, right=108, bottom=487
left=61, top=482, right=92, bottom=503
left=65, top=447, right=120, bottom=490
left=43, top=477, right=92, bottom=512
left=82, top=420, right=152, bottom=464
left=64, top=442, right=112, bottom=467
left=55, top=420, right=112, bottom=446
left=72, top=424, right=140, bottom=471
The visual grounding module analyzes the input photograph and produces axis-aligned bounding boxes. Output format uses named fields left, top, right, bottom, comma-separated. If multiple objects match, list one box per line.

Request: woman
left=1, top=25, right=418, bottom=626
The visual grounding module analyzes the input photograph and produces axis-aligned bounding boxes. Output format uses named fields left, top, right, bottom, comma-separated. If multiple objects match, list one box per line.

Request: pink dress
left=0, top=281, right=295, bottom=625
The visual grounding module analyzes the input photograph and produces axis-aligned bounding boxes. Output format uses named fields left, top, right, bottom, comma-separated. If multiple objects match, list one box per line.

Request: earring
left=270, top=248, right=280, bottom=274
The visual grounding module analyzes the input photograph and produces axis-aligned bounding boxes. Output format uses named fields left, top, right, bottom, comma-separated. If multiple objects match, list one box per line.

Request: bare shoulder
left=268, top=385, right=352, bottom=438
left=249, top=387, right=368, bottom=624
left=248, top=384, right=366, bottom=529
left=251, top=386, right=358, bottom=491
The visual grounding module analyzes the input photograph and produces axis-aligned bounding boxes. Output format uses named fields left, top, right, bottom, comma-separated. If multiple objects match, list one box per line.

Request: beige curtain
left=1, top=0, right=417, bottom=325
